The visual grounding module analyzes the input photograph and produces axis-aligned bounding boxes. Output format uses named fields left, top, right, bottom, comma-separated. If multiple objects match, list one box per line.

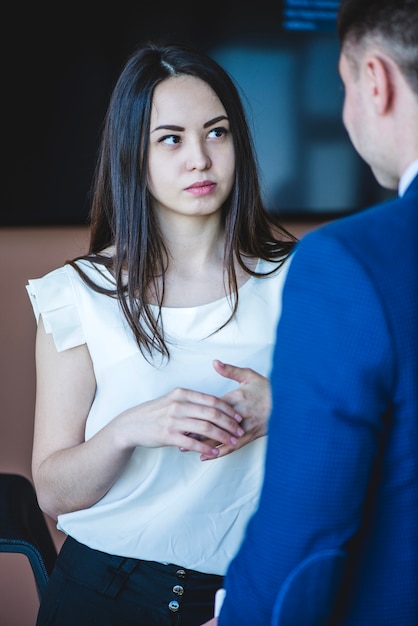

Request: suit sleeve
left=218, top=228, right=393, bottom=625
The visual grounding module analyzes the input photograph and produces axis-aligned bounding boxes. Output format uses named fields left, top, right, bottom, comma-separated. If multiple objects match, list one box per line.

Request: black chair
left=0, top=473, right=58, bottom=600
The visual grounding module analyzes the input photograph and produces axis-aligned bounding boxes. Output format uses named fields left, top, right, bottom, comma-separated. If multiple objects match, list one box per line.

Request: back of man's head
left=337, top=0, right=418, bottom=96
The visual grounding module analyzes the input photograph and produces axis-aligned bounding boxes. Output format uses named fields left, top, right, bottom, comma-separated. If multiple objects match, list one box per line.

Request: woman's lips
left=185, top=181, right=216, bottom=197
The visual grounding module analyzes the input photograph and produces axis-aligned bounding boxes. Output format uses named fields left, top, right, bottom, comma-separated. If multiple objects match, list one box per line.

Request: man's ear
left=364, top=54, right=393, bottom=115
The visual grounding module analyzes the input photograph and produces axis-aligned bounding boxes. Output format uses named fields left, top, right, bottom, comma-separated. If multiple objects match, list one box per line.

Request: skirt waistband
left=57, top=535, right=222, bottom=599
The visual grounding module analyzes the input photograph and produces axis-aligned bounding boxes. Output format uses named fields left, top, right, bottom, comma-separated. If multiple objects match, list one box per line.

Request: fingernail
left=230, top=437, right=238, bottom=445
left=235, top=413, right=243, bottom=423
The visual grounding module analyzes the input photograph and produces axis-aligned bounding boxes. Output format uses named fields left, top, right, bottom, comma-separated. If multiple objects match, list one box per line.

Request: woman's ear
left=364, top=54, right=393, bottom=115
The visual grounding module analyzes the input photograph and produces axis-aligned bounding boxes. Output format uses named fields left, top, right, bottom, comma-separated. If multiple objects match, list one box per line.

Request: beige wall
left=0, top=226, right=89, bottom=625
left=0, top=221, right=324, bottom=625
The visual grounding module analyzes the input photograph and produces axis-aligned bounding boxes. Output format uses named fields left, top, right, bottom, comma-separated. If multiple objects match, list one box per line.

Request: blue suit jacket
left=219, top=175, right=418, bottom=625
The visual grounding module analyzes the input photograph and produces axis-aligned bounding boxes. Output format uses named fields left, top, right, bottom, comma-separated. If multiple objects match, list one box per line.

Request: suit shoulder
left=300, top=193, right=417, bottom=260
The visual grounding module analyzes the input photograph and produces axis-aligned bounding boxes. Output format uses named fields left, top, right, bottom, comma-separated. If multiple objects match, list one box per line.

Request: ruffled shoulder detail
left=26, top=266, right=85, bottom=352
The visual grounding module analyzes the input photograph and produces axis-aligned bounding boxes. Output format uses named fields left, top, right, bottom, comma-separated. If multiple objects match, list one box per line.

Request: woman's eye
left=208, top=126, right=229, bottom=139
left=159, top=134, right=181, bottom=145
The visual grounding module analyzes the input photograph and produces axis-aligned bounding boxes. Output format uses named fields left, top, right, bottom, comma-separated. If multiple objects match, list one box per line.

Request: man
left=202, top=0, right=418, bottom=623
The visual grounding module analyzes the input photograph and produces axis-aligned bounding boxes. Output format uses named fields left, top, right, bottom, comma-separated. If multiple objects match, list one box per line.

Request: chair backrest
left=0, top=473, right=58, bottom=599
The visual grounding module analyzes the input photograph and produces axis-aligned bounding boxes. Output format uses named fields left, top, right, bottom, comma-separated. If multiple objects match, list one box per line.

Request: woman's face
left=147, top=75, right=235, bottom=222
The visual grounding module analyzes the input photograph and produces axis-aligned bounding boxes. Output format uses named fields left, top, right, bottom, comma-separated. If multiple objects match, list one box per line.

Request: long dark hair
left=69, top=40, right=296, bottom=360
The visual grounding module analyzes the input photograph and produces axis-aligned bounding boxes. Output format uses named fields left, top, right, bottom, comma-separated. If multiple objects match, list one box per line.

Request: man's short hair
left=337, top=0, right=418, bottom=95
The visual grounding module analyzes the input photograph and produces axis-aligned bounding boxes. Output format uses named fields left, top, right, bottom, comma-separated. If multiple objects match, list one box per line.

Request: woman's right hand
left=117, top=386, right=245, bottom=455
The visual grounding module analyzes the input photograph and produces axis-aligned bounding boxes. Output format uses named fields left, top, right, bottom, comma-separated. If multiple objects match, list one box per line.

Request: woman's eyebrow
left=151, top=124, right=184, bottom=134
left=204, top=115, right=228, bottom=128
left=151, top=115, right=229, bottom=134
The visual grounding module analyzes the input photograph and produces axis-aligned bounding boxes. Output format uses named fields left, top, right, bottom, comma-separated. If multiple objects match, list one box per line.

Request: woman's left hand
left=199, top=359, right=272, bottom=461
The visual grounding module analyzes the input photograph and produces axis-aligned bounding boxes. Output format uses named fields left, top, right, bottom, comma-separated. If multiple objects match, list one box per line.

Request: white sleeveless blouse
left=26, top=257, right=289, bottom=575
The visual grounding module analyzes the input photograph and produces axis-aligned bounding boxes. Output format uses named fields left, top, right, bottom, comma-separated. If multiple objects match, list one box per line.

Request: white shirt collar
left=399, top=159, right=418, bottom=196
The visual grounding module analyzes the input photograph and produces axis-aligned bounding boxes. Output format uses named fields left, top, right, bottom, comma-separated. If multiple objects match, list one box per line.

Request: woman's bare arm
left=32, top=318, right=245, bottom=520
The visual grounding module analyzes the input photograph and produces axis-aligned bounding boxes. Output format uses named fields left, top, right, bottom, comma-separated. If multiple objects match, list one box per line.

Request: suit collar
left=399, top=159, right=418, bottom=196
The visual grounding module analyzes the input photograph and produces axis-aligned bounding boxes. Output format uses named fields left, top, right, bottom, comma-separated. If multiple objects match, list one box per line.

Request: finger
left=212, top=359, right=251, bottom=385
left=177, top=433, right=223, bottom=457
left=175, top=418, right=244, bottom=448
left=166, top=397, right=244, bottom=439
left=200, top=442, right=233, bottom=461
left=200, top=433, right=254, bottom=461
left=174, top=387, right=242, bottom=423
left=180, top=434, right=222, bottom=453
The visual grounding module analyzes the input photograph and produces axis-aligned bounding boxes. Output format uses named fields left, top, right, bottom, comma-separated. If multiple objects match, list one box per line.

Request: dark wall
left=8, top=1, right=233, bottom=225
left=6, top=1, right=391, bottom=227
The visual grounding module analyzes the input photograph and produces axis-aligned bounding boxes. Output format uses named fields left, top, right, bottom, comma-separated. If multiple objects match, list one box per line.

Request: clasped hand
left=181, top=359, right=271, bottom=461
left=122, top=359, right=271, bottom=461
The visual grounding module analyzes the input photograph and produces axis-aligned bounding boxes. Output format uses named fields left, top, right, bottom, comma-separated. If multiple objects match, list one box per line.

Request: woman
left=26, top=41, right=296, bottom=625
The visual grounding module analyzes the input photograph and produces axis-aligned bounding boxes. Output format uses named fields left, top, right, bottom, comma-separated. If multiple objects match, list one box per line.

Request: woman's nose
left=185, top=141, right=212, bottom=171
